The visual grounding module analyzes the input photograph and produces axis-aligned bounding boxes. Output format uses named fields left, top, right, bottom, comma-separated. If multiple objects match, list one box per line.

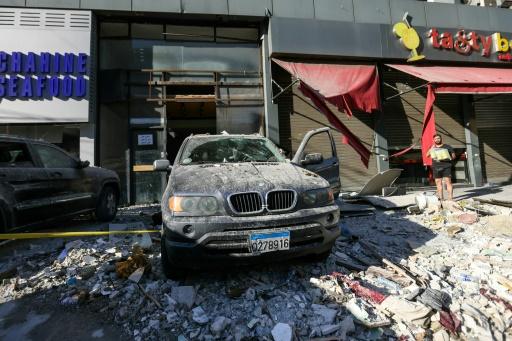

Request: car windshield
left=179, top=137, right=286, bottom=165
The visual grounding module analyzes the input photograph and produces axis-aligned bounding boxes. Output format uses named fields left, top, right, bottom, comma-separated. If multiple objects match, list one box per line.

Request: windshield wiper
left=183, top=161, right=212, bottom=165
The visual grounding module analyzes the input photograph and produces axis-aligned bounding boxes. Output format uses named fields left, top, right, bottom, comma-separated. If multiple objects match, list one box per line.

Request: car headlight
left=168, top=196, right=220, bottom=216
left=302, top=188, right=334, bottom=207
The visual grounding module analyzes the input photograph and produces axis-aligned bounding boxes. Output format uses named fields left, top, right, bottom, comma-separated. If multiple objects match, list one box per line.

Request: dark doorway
left=166, top=101, right=217, bottom=165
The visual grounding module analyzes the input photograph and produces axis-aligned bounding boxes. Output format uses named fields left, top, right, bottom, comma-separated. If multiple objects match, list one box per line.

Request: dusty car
left=154, top=127, right=341, bottom=278
left=0, top=135, right=120, bottom=231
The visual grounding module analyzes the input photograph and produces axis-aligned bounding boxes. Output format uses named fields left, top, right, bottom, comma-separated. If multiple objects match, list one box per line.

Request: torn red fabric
left=422, top=84, right=437, bottom=166
left=440, top=310, right=461, bottom=335
left=331, top=272, right=387, bottom=305
left=274, top=59, right=381, bottom=116
left=480, top=288, right=512, bottom=312
left=299, top=82, right=371, bottom=168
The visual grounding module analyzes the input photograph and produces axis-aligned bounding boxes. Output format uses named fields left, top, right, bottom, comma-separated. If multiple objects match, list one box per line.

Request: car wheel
left=161, top=238, right=187, bottom=280
left=95, top=186, right=118, bottom=222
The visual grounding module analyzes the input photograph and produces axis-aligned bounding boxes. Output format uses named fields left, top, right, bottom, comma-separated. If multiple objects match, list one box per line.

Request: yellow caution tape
left=0, top=230, right=161, bottom=240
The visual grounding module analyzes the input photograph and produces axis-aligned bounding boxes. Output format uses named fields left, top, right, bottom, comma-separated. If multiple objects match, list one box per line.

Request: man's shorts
left=433, top=164, right=452, bottom=179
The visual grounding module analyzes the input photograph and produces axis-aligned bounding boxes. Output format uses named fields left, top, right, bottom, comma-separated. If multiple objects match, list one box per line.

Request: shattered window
left=180, top=137, right=285, bottom=164
left=33, top=144, right=77, bottom=169
left=0, top=142, right=34, bottom=168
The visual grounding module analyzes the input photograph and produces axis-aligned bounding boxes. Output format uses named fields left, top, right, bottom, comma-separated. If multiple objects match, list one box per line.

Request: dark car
left=0, top=135, right=120, bottom=232
left=153, top=127, right=341, bottom=278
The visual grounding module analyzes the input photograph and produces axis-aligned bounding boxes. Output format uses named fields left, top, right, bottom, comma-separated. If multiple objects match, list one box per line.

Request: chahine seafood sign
left=0, top=52, right=88, bottom=98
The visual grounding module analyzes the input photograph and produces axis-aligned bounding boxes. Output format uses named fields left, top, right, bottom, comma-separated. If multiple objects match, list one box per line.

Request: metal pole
left=384, top=82, right=429, bottom=101
left=272, top=78, right=300, bottom=102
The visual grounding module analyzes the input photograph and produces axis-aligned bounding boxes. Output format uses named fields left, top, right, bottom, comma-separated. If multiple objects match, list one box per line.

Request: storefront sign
left=427, top=29, right=512, bottom=61
left=0, top=52, right=88, bottom=98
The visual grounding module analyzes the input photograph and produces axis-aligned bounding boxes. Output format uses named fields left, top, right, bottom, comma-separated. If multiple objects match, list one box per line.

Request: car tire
left=95, top=186, right=118, bottom=222
left=161, top=238, right=188, bottom=280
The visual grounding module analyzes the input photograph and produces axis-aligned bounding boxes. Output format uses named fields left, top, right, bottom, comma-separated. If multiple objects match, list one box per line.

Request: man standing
left=428, top=134, right=456, bottom=200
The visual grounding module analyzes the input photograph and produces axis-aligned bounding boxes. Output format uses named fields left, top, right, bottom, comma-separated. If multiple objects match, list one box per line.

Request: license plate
left=249, top=231, right=290, bottom=254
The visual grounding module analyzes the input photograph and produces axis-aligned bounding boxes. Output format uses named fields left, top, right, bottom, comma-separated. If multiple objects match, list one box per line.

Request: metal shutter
left=288, top=84, right=377, bottom=191
left=382, top=69, right=465, bottom=149
left=474, top=95, right=512, bottom=183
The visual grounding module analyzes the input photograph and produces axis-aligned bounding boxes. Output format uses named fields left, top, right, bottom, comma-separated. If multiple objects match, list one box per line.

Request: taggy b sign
left=393, top=13, right=512, bottom=63
left=428, top=29, right=512, bottom=61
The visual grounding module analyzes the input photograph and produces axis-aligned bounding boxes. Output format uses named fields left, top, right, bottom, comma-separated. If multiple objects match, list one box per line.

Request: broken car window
left=33, top=144, right=78, bottom=169
left=180, top=137, right=286, bottom=165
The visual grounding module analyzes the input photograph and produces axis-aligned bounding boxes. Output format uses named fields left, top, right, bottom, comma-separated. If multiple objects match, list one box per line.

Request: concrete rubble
left=0, top=197, right=511, bottom=340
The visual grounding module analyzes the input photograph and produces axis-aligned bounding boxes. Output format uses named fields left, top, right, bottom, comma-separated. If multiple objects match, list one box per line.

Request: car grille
left=229, top=192, right=263, bottom=214
left=267, top=190, right=296, bottom=212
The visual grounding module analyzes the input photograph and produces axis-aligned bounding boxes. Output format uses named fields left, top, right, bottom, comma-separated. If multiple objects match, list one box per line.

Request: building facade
left=1, top=0, right=511, bottom=204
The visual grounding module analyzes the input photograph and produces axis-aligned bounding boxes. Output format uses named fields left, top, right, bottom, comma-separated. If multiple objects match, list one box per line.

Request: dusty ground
left=0, top=188, right=511, bottom=341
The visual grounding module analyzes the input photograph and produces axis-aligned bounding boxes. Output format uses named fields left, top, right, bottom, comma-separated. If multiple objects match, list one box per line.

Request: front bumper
left=162, top=205, right=340, bottom=267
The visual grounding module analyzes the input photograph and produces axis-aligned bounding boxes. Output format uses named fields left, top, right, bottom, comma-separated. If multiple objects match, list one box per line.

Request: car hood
left=170, top=162, right=328, bottom=194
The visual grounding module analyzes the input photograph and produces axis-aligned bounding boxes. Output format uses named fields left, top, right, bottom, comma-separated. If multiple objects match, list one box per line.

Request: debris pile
left=0, top=199, right=511, bottom=340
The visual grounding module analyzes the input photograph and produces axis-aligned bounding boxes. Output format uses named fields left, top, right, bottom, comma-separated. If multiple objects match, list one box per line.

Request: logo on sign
left=0, top=52, right=88, bottom=99
left=393, top=13, right=426, bottom=63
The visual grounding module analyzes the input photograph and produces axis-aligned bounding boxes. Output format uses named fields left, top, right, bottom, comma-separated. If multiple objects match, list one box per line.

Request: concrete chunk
left=271, top=323, right=292, bottom=341
left=171, top=286, right=196, bottom=309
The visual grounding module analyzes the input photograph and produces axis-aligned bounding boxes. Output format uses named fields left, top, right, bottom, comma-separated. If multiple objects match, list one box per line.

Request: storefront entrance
left=166, top=101, right=217, bottom=164
left=98, top=19, right=263, bottom=204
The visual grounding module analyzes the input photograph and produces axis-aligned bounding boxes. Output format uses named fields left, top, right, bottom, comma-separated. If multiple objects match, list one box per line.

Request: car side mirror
left=153, top=159, right=172, bottom=172
left=301, top=153, right=323, bottom=166
left=78, top=160, right=90, bottom=169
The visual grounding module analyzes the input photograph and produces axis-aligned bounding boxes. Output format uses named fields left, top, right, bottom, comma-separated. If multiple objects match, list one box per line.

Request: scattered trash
left=380, top=296, right=432, bottom=327
left=376, top=276, right=401, bottom=292
left=346, top=298, right=391, bottom=328
left=115, top=245, right=150, bottom=279
left=1, top=198, right=512, bottom=340
left=128, top=267, right=145, bottom=283
left=415, top=193, right=440, bottom=211
left=417, top=288, right=451, bottom=311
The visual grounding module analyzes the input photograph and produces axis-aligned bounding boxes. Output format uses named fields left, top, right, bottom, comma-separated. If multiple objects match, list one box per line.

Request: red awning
left=386, top=64, right=512, bottom=94
left=274, top=59, right=381, bottom=116
left=273, top=60, right=380, bottom=168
